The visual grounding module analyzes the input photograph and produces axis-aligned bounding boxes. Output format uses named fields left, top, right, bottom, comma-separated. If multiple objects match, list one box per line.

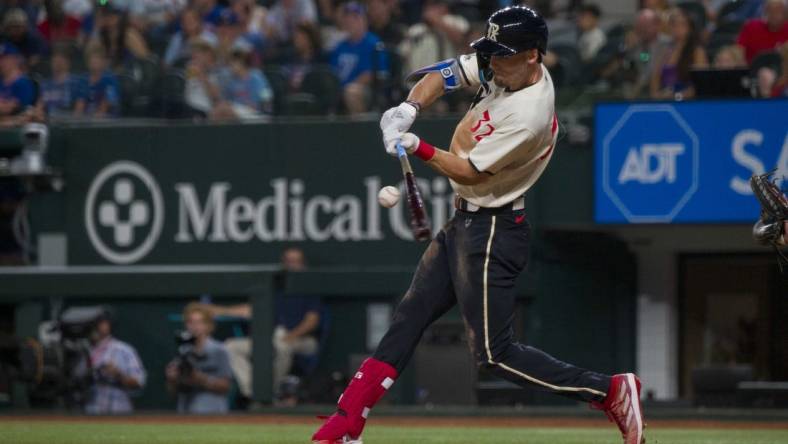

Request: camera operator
left=85, top=311, right=146, bottom=414
left=165, top=303, right=232, bottom=413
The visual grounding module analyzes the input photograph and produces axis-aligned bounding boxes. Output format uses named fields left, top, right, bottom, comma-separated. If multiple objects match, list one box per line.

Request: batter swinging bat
left=396, top=142, right=432, bottom=241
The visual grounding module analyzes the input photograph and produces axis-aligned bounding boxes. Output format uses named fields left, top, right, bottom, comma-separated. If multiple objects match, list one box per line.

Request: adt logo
left=85, top=161, right=164, bottom=264
left=603, top=105, right=699, bottom=223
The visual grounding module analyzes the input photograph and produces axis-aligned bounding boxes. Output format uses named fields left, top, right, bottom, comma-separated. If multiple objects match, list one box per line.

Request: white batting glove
left=381, top=102, right=418, bottom=156
left=384, top=132, right=420, bottom=157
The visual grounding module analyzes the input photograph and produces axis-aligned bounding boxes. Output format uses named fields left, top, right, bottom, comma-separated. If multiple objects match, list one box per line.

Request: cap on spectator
left=218, top=9, right=240, bottom=26
left=0, top=42, right=21, bottom=58
left=2, top=8, right=29, bottom=29
left=342, top=2, right=366, bottom=16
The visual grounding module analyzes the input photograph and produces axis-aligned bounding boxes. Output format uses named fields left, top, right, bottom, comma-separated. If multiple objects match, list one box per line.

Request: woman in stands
left=89, top=1, right=149, bottom=69
left=282, top=23, right=327, bottom=92
left=650, top=7, right=708, bottom=99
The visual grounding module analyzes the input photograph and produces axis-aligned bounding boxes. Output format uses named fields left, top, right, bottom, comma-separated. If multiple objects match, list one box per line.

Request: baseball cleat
left=312, top=436, right=362, bottom=444
left=312, top=413, right=362, bottom=444
left=592, top=373, right=645, bottom=444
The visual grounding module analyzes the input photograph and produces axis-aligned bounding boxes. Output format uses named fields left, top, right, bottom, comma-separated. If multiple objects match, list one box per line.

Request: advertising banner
left=594, top=100, right=788, bottom=223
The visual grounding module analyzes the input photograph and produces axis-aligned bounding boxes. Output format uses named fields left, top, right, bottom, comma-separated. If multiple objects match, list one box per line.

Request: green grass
left=0, top=422, right=787, bottom=444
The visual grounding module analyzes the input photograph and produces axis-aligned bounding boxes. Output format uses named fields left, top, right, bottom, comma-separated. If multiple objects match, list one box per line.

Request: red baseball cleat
left=311, top=412, right=362, bottom=444
left=311, top=358, right=397, bottom=444
left=592, top=373, right=645, bottom=444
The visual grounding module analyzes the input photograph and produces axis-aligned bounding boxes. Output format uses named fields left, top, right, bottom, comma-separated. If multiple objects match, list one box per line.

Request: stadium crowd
left=0, top=0, right=783, bottom=126
left=0, top=0, right=787, bottom=265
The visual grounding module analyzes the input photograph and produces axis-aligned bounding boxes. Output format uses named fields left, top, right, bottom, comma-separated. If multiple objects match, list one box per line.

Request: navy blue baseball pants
left=373, top=207, right=611, bottom=403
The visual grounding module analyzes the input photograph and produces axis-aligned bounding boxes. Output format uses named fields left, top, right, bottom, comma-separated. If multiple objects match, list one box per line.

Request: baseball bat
left=396, top=142, right=432, bottom=241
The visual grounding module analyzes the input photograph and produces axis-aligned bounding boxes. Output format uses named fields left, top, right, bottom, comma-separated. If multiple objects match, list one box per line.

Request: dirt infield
left=3, top=414, right=787, bottom=430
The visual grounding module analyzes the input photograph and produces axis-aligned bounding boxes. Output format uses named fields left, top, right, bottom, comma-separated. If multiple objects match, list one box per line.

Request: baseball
left=377, top=186, right=401, bottom=208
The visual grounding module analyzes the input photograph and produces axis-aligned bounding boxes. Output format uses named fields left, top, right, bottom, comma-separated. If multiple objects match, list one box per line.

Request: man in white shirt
left=576, top=3, right=606, bottom=62
left=399, top=0, right=469, bottom=76
left=312, top=7, right=645, bottom=444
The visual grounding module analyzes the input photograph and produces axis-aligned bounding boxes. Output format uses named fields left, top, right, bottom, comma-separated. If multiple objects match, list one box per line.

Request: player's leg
left=313, top=229, right=457, bottom=443
left=450, top=211, right=644, bottom=443
left=449, top=211, right=610, bottom=401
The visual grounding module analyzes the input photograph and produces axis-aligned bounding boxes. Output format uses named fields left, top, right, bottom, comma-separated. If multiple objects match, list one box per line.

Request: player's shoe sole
left=312, top=436, right=362, bottom=444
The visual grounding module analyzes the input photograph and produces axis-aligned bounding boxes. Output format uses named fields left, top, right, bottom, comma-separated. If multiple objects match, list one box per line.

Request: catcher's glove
left=750, top=170, right=788, bottom=270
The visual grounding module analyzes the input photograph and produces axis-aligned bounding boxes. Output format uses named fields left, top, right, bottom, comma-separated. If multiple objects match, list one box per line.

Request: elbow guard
left=406, top=58, right=466, bottom=92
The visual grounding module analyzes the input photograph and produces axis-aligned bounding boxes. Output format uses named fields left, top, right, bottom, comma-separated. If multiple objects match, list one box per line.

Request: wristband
left=413, top=139, right=436, bottom=161
left=404, top=100, right=421, bottom=113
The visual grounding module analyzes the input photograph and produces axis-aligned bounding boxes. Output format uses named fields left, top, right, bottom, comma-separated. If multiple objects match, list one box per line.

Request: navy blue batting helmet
left=471, top=6, right=548, bottom=56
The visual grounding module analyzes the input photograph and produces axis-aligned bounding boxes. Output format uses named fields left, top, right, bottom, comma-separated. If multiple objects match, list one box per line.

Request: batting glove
left=383, top=132, right=420, bottom=157
left=381, top=102, right=418, bottom=156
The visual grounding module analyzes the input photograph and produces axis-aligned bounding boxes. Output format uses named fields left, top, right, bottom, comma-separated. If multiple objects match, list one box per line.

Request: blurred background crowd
left=0, top=0, right=784, bottom=126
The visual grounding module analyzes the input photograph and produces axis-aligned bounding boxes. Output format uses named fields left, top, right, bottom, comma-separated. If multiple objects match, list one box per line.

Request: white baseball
left=377, top=186, right=401, bottom=208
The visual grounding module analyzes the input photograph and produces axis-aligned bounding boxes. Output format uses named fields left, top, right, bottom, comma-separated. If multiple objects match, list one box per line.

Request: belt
left=454, top=195, right=525, bottom=214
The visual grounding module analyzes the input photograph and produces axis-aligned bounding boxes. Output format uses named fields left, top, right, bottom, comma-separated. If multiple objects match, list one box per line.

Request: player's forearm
left=423, top=147, right=487, bottom=186
left=407, top=72, right=446, bottom=111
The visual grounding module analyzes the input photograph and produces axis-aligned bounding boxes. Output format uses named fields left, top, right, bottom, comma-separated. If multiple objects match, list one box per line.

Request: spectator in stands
left=215, top=9, right=261, bottom=66
left=198, top=247, right=323, bottom=405
left=399, top=0, right=469, bottom=76
left=713, top=44, right=747, bottom=68
left=37, top=0, right=83, bottom=45
left=612, top=8, right=671, bottom=98
left=771, top=41, right=788, bottom=95
left=63, top=0, right=93, bottom=20
left=83, top=46, right=121, bottom=118
left=263, top=0, right=318, bottom=45
left=330, top=2, right=388, bottom=115
left=193, top=0, right=225, bottom=27
left=737, top=0, right=788, bottom=64
left=39, top=45, right=86, bottom=118
left=643, top=0, right=672, bottom=33
left=576, top=3, right=606, bottom=63
left=2, top=8, right=48, bottom=69
left=163, top=7, right=217, bottom=67
left=184, top=37, right=222, bottom=117
left=88, top=2, right=149, bottom=69
left=367, top=0, right=404, bottom=49
left=232, top=0, right=266, bottom=36
left=755, top=59, right=779, bottom=96
left=0, top=43, right=36, bottom=120
left=85, top=309, right=146, bottom=414
left=283, top=23, right=326, bottom=92
left=651, top=8, right=708, bottom=99
left=226, top=2, right=266, bottom=60
left=165, top=303, right=232, bottom=413
left=212, top=43, right=273, bottom=120
left=128, top=0, right=187, bottom=34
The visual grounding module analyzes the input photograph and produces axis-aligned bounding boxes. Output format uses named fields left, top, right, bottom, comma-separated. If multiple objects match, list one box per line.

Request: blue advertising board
left=594, top=100, right=788, bottom=223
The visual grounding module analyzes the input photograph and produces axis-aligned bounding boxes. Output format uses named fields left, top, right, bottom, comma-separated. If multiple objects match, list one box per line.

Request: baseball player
left=750, top=171, right=788, bottom=268
left=312, top=7, right=645, bottom=444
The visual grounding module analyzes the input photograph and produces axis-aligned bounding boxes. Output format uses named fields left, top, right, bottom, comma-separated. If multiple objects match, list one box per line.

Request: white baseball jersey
left=449, top=53, right=558, bottom=208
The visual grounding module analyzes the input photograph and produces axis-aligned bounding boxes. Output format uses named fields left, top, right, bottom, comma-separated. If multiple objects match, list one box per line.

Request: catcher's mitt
left=750, top=170, right=788, bottom=271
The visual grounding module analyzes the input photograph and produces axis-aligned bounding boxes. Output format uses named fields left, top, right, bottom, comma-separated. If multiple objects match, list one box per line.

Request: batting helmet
left=471, top=6, right=548, bottom=57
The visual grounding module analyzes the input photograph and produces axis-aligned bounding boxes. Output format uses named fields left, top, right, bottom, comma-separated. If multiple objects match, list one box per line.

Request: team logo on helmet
left=487, top=22, right=500, bottom=42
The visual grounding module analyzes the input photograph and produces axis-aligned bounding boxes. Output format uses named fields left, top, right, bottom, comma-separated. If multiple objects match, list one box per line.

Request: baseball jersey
left=449, top=53, right=558, bottom=208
